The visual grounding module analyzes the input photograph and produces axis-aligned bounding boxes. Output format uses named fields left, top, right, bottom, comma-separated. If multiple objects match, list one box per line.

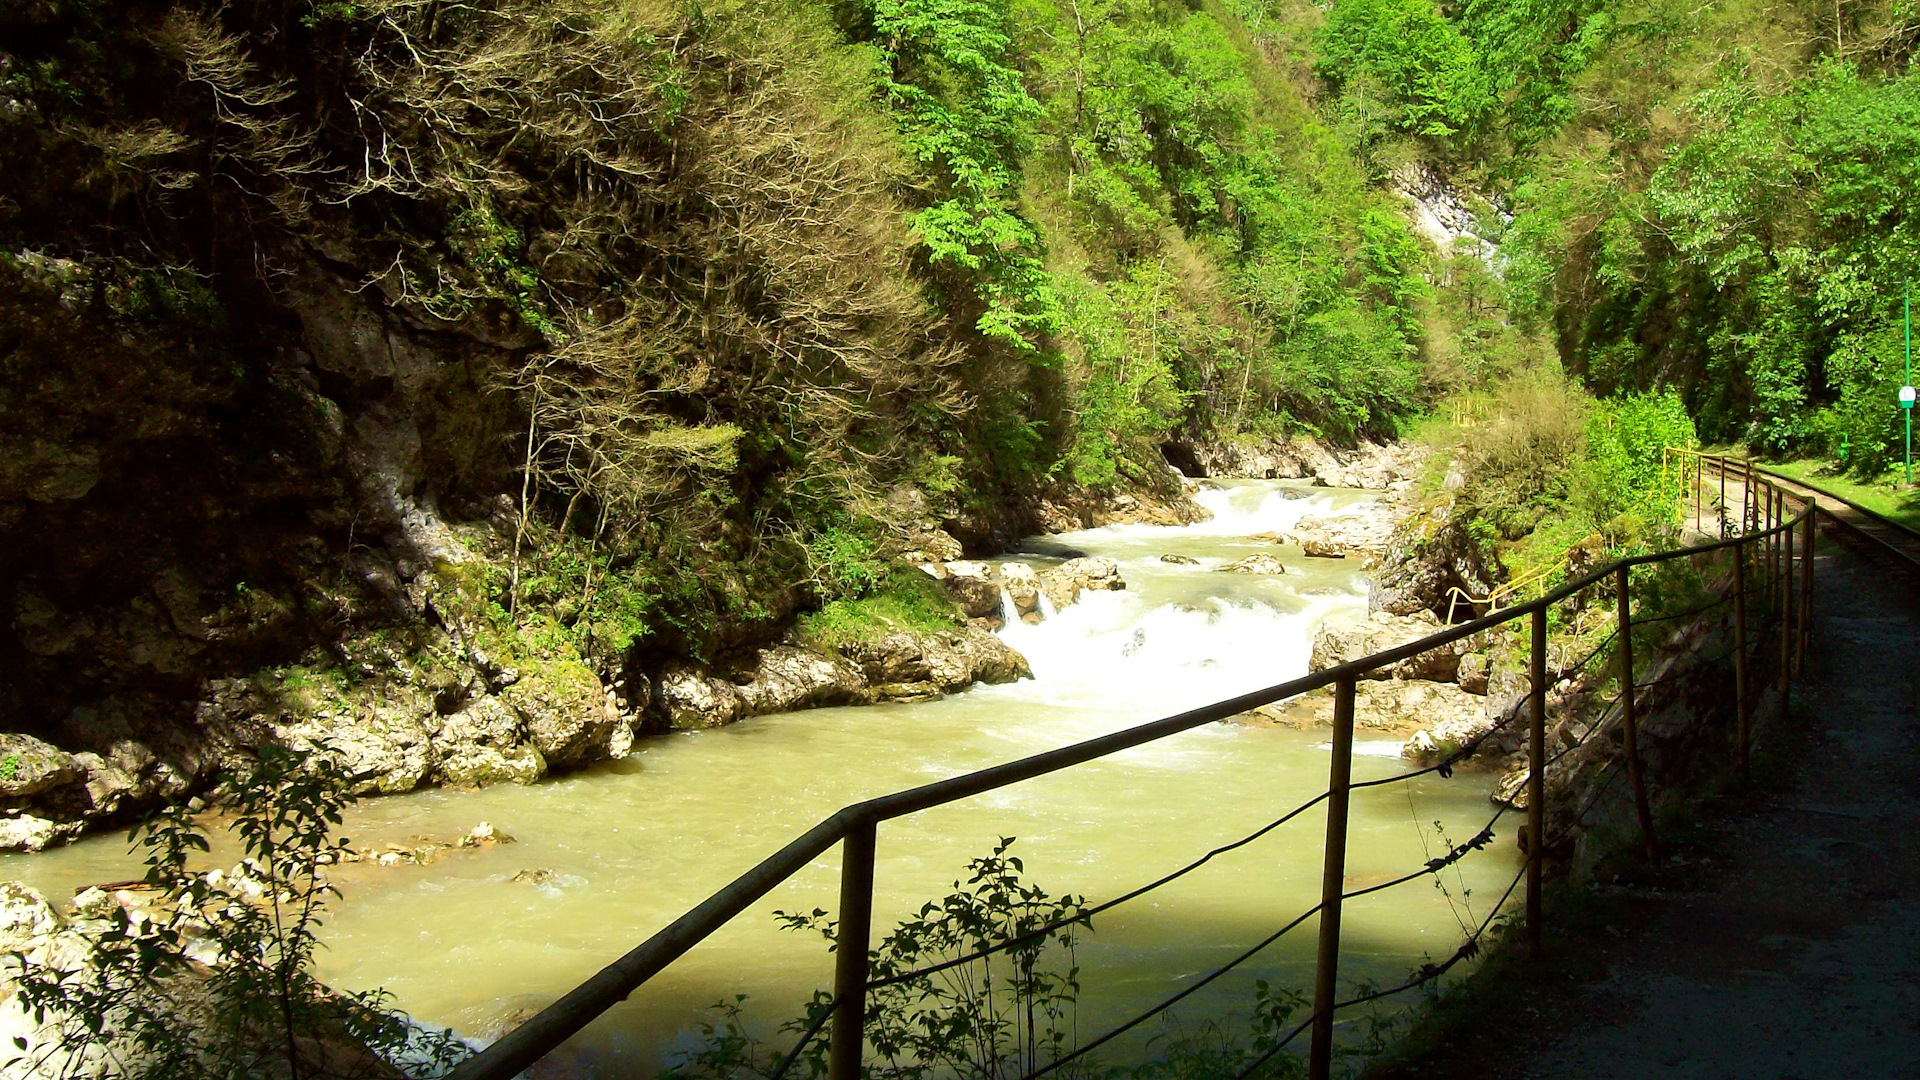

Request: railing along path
left=449, top=452, right=1843, bottom=1080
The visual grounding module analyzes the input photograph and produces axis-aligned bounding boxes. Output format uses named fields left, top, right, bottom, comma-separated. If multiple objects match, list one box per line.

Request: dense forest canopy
left=1, top=0, right=1914, bottom=745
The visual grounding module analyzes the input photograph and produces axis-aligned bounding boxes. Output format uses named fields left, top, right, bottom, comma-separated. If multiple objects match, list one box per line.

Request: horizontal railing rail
left=446, top=462, right=1820, bottom=1080
left=1675, top=448, right=1920, bottom=570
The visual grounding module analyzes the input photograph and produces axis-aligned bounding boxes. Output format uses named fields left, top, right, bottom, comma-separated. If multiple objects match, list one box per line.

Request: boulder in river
left=1309, top=610, right=1469, bottom=682
left=838, top=628, right=1032, bottom=701
left=1219, top=553, right=1286, bottom=575
left=1159, top=553, right=1199, bottom=565
left=1368, top=497, right=1504, bottom=619
left=435, top=697, right=546, bottom=786
left=732, top=645, right=867, bottom=715
left=1038, top=556, right=1125, bottom=608
left=1000, top=562, right=1041, bottom=615
left=503, top=659, right=633, bottom=768
left=651, top=662, right=748, bottom=731
left=0, top=734, right=83, bottom=800
left=938, top=561, right=1002, bottom=619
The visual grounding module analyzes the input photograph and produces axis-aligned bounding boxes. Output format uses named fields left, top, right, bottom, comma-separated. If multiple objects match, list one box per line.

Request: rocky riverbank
left=0, top=438, right=1426, bottom=854
left=1258, top=499, right=1752, bottom=878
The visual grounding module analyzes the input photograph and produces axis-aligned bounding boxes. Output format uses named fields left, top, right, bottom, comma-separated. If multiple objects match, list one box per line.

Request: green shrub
left=794, top=570, right=960, bottom=650
left=13, top=747, right=470, bottom=1080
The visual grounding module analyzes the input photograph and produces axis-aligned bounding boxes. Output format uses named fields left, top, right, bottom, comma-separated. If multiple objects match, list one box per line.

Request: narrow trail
left=1374, top=539, right=1920, bottom=1078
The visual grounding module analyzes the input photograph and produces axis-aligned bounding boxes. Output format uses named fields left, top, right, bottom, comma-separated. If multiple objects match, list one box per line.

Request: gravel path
left=1372, top=538, right=1920, bottom=1079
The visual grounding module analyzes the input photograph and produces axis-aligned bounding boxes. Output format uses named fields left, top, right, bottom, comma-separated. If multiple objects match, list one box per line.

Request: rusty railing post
left=1775, top=489, right=1787, bottom=611
left=1799, top=503, right=1815, bottom=670
left=828, top=820, right=877, bottom=1080
left=1718, top=456, right=1727, bottom=537
left=1780, top=500, right=1793, bottom=717
left=1616, top=566, right=1658, bottom=861
left=1695, top=453, right=1703, bottom=533
left=1746, top=460, right=1757, bottom=534
left=1732, top=541, right=1750, bottom=779
left=1308, top=675, right=1358, bottom=1080
left=1768, top=486, right=1780, bottom=608
left=1526, top=606, right=1547, bottom=960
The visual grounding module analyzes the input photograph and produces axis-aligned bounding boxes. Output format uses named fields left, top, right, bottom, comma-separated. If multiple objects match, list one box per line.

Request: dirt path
left=1372, top=540, right=1920, bottom=1079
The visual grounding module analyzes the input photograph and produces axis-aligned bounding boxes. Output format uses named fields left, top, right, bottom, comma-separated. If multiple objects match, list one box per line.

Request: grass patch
left=794, top=570, right=961, bottom=651
left=1759, top=458, right=1920, bottom=534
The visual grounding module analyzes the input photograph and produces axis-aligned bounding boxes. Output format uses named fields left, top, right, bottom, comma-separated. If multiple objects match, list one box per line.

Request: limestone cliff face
left=0, top=244, right=1055, bottom=845
left=1, top=236, right=562, bottom=837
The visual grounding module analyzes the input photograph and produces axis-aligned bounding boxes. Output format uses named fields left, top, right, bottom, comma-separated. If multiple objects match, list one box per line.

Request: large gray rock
left=280, top=691, right=438, bottom=795
left=839, top=628, right=1030, bottom=701
left=939, top=561, right=1002, bottom=619
left=1038, top=557, right=1125, bottom=608
left=0, top=733, right=82, bottom=800
left=0, top=883, right=60, bottom=949
left=1355, top=680, right=1484, bottom=735
left=1369, top=499, right=1504, bottom=618
left=652, top=663, right=747, bottom=730
left=1309, top=610, right=1464, bottom=682
left=733, top=646, right=868, bottom=715
left=999, top=562, right=1041, bottom=615
left=0, top=814, right=82, bottom=853
left=1400, top=684, right=1528, bottom=764
left=1283, top=513, right=1395, bottom=558
left=1219, top=553, right=1286, bottom=575
left=1190, top=438, right=1428, bottom=489
left=504, top=659, right=632, bottom=767
left=435, top=696, right=545, bottom=786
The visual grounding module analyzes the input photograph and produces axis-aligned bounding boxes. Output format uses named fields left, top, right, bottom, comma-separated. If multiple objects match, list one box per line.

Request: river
left=0, top=480, right=1522, bottom=1073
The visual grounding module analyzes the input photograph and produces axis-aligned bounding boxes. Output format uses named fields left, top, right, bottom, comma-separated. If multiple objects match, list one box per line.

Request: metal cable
left=1226, top=1014, right=1317, bottom=1080
left=1016, top=901, right=1326, bottom=1080
left=865, top=790, right=1331, bottom=990
left=765, top=999, right=837, bottom=1080
left=1340, top=802, right=1508, bottom=903
left=1564, top=626, right=1620, bottom=678
left=1227, top=857, right=1531, bottom=1080
left=1628, top=591, right=1732, bottom=628
left=1331, top=856, right=1528, bottom=1011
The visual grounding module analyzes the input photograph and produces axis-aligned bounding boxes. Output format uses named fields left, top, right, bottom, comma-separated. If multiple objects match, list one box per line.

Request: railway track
left=1694, top=453, right=1920, bottom=571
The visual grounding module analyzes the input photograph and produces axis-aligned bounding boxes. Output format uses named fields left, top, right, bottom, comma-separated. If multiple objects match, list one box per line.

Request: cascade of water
left=997, top=587, right=1020, bottom=625
left=1035, top=591, right=1058, bottom=620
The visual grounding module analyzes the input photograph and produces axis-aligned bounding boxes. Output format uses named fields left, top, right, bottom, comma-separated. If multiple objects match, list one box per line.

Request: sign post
left=1906, top=281, right=1915, bottom=487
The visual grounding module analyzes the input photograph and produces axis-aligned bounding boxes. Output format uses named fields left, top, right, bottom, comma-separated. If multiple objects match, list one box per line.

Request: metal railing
left=445, top=458, right=1820, bottom=1080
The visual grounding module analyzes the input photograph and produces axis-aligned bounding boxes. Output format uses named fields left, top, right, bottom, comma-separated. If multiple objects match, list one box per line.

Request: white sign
left=1903, top=385, right=1918, bottom=408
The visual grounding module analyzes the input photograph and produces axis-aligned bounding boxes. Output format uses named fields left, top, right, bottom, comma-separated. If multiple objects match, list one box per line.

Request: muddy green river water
left=0, top=481, right=1522, bottom=1074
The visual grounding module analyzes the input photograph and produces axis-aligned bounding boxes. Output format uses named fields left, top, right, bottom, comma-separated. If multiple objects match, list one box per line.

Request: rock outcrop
left=925, top=558, right=1127, bottom=627
left=840, top=629, right=1032, bottom=701
left=1308, top=610, right=1471, bottom=682
left=640, top=627, right=1033, bottom=730
left=1179, top=438, right=1427, bottom=490
left=1368, top=498, right=1505, bottom=619
left=1030, top=459, right=1210, bottom=531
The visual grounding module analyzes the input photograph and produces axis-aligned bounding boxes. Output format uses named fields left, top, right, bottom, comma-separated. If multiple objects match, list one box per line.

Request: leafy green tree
left=867, top=0, right=1063, bottom=350
left=1318, top=0, right=1491, bottom=140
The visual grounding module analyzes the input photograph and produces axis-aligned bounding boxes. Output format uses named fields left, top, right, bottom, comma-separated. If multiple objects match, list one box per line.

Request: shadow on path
left=1370, top=542, right=1920, bottom=1079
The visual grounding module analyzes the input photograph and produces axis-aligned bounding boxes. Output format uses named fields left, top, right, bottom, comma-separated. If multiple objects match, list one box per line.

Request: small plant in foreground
left=8, top=746, right=470, bottom=1080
